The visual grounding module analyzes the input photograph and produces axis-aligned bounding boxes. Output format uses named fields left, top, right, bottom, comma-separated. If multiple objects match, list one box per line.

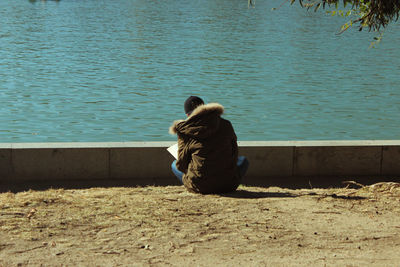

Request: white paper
left=167, top=143, right=178, bottom=159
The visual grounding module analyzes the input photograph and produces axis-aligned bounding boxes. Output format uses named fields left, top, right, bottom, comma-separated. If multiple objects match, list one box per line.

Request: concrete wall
left=1, top=141, right=400, bottom=189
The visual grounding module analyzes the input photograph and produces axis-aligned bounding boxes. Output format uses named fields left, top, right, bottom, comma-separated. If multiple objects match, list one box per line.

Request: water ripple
left=0, top=0, right=400, bottom=142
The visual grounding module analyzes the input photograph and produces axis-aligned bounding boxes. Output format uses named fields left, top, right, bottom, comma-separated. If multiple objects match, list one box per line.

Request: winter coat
left=169, top=103, right=240, bottom=194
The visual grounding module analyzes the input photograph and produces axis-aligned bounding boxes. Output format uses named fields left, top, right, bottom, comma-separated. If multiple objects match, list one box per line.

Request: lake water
left=1, top=0, right=400, bottom=142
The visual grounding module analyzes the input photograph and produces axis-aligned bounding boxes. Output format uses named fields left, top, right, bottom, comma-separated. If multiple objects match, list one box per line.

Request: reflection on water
left=0, top=0, right=400, bottom=142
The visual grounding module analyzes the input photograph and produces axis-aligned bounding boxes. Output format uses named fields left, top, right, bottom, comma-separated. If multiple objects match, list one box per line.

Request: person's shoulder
left=220, top=117, right=231, bottom=124
left=169, top=119, right=185, bottom=135
left=220, top=117, right=235, bottom=131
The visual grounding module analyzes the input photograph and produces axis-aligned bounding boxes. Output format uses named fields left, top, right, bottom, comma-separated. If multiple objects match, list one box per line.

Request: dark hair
left=184, top=96, right=204, bottom=115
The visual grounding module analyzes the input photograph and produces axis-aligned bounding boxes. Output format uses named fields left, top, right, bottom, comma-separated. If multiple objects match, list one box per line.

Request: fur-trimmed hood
left=169, top=103, right=224, bottom=139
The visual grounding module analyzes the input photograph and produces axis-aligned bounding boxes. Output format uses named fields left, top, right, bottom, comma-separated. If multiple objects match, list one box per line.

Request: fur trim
left=169, top=120, right=184, bottom=135
left=169, top=103, right=224, bottom=135
left=188, top=103, right=224, bottom=119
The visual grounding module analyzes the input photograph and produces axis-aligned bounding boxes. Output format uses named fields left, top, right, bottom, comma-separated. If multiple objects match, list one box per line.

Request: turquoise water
left=1, top=0, right=400, bottom=142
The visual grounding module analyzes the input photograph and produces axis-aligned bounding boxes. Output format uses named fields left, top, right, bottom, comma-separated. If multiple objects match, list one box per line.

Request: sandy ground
left=1, top=183, right=400, bottom=266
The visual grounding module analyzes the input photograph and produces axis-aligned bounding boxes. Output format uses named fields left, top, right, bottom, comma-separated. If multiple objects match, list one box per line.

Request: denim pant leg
left=237, top=156, right=249, bottom=178
left=171, top=160, right=184, bottom=184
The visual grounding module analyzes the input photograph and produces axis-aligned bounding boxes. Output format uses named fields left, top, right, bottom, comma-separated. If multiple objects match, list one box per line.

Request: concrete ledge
left=110, top=147, right=174, bottom=179
left=382, top=146, right=400, bottom=175
left=1, top=141, right=400, bottom=191
left=238, top=146, right=293, bottom=177
left=0, top=148, right=12, bottom=180
left=12, top=148, right=109, bottom=181
left=294, top=146, right=382, bottom=176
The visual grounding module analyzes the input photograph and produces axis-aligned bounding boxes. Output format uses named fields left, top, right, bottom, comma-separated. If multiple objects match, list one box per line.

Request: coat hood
left=169, top=103, right=224, bottom=139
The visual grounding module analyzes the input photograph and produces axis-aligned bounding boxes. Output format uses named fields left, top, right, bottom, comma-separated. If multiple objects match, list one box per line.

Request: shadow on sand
left=219, top=189, right=369, bottom=200
left=219, top=189, right=298, bottom=199
left=1, top=175, right=395, bottom=197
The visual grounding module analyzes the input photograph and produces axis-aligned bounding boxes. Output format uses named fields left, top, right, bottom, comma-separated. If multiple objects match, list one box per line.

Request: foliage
left=293, top=0, right=400, bottom=32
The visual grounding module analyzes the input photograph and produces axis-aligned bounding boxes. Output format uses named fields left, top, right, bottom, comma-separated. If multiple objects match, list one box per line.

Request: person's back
left=170, top=96, right=248, bottom=194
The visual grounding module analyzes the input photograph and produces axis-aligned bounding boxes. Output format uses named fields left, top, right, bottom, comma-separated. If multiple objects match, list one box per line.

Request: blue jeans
left=171, top=156, right=249, bottom=184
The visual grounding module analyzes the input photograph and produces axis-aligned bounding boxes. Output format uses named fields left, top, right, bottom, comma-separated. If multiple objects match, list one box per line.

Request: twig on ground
left=14, top=244, right=47, bottom=254
left=342, top=181, right=365, bottom=188
left=312, top=211, right=342, bottom=214
left=0, top=212, right=25, bottom=217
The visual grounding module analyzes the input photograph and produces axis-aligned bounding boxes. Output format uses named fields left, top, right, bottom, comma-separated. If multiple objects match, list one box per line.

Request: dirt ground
left=1, top=182, right=400, bottom=267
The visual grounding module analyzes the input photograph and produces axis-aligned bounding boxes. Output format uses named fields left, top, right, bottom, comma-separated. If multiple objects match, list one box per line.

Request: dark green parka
left=169, top=103, right=240, bottom=194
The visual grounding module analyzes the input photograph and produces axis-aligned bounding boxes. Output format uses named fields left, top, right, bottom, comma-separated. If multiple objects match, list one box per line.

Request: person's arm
left=232, top=124, right=239, bottom=160
left=176, top=133, right=191, bottom=173
left=232, top=138, right=238, bottom=160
